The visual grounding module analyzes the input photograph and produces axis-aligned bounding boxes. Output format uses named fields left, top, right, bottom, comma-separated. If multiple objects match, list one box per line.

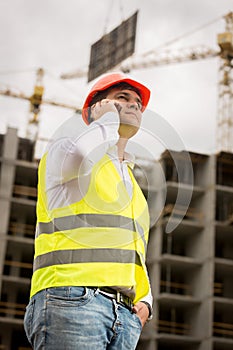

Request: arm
left=46, top=110, right=119, bottom=186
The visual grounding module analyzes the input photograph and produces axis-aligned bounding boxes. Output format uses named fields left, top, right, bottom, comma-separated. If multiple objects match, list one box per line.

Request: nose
left=127, top=100, right=139, bottom=110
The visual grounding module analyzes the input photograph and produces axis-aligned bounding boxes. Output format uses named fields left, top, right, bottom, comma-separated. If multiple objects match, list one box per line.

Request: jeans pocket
left=24, top=299, right=35, bottom=344
left=46, top=287, right=92, bottom=307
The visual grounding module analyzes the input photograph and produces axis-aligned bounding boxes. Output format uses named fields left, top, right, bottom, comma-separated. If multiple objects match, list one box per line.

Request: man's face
left=106, top=88, right=143, bottom=138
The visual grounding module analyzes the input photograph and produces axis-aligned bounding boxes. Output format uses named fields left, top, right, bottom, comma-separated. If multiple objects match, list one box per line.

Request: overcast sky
left=0, top=0, right=232, bottom=158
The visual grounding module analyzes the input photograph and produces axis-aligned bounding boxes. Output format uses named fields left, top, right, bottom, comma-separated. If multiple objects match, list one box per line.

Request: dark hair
left=87, top=82, right=141, bottom=123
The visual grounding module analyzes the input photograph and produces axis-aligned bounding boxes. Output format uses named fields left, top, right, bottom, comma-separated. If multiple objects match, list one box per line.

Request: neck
left=117, top=137, right=128, bottom=162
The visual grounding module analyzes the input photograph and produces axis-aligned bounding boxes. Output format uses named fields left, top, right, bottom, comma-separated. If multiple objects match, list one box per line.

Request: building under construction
left=0, top=127, right=232, bottom=350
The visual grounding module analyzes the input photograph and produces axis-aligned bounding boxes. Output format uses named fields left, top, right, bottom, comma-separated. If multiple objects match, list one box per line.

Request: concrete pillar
left=0, top=128, right=18, bottom=295
left=189, top=155, right=216, bottom=350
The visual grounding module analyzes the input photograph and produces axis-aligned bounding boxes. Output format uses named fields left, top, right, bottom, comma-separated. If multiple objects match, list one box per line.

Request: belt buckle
left=119, top=293, right=133, bottom=311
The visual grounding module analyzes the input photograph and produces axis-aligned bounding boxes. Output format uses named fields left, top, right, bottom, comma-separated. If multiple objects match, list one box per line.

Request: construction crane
left=0, top=68, right=82, bottom=140
left=217, top=12, right=233, bottom=152
left=61, top=12, right=233, bottom=153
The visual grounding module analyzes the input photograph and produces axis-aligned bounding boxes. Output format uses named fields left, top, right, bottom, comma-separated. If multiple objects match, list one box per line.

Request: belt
left=93, top=287, right=134, bottom=311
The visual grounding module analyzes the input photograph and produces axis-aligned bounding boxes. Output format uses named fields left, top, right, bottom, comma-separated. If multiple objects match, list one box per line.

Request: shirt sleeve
left=140, top=285, right=153, bottom=307
left=140, top=284, right=153, bottom=321
left=46, top=112, right=120, bottom=187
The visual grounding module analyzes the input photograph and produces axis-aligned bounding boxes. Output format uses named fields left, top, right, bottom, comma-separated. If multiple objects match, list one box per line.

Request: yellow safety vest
left=30, top=153, right=150, bottom=303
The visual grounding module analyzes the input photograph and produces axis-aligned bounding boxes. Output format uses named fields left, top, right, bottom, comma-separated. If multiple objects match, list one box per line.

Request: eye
left=117, top=95, right=128, bottom=101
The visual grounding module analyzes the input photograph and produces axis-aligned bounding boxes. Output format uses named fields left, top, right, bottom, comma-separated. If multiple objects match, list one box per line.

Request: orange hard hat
left=82, top=72, right=151, bottom=124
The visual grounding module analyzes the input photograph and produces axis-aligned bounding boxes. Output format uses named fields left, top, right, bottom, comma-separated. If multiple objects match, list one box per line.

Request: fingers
left=91, top=99, right=111, bottom=109
left=90, top=99, right=118, bottom=121
left=132, top=302, right=150, bottom=328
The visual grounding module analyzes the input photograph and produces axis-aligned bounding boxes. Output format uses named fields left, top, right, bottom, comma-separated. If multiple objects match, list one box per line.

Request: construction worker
left=24, top=72, right=153, bottom=349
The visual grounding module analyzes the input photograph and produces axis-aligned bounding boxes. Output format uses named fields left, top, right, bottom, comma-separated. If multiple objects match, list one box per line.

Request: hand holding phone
left=90, top=99, right=118, bottom=121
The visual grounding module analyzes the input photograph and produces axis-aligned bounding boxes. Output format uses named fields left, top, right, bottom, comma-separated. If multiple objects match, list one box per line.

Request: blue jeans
left=24, top=287, right=142, bottom=349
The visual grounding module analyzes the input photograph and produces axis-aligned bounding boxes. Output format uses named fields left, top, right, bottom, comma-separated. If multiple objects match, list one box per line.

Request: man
left=24, top=72, right=153, bottom=349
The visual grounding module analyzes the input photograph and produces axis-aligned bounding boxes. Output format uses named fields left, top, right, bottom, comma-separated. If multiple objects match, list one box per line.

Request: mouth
left=121, top=114, right=140, bottom=127
left=125, top=112, right=137, bottom=118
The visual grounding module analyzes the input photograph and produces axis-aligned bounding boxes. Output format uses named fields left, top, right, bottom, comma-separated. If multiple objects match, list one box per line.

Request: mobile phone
left=114, top=102, right=122, bottom=114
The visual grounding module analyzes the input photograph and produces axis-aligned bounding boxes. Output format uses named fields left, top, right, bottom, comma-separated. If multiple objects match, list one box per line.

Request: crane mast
left=217, top=12, right=233, bottom=152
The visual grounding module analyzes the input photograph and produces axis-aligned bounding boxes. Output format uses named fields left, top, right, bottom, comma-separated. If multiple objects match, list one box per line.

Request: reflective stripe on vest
left=33, top=248, right=141, bottom=272
left=36, top=213, right=147, bottom=251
